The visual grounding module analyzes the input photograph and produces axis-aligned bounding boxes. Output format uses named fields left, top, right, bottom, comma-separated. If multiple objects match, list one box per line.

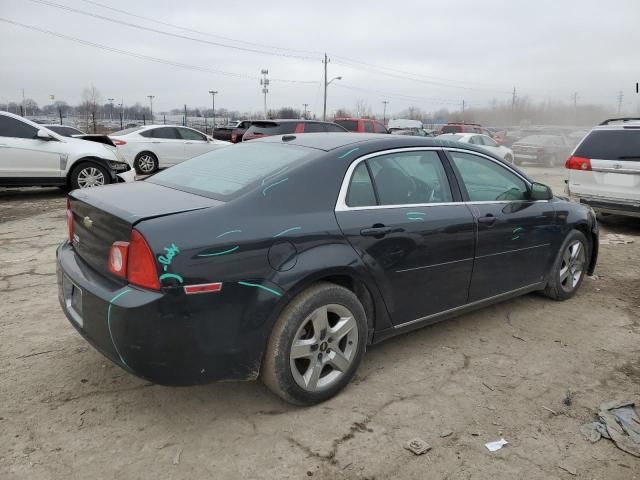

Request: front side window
left=335, top=120, right=358, bottom=131
left=374, top=122, right=387, bottom=133
left=368, top=151, right=453, bottom=205
left=363, top=121, right=374, bottom=133
left=178, top=128, right=206, bottom=141
left=481, top=135, right=498, bottom=147
left=0, top=116, right=38, bottom=139
left=449, top=151, right=528, bottom=201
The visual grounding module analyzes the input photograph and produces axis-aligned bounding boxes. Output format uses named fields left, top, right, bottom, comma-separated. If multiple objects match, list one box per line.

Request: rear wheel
left=542, top=230, right=589, bottom=300
left=134, top=152, right=158, bottom=175
left=69, top=162, right=110, bottom=190
left=545, top=154, right=558, bottom=167
left=504, top=154, right=513, bottom=164
left=261, top=282, right=367, bottom=405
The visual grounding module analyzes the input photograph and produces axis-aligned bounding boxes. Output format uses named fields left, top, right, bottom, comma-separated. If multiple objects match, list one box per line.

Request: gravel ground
left=1, top=166, right=639, bottom=479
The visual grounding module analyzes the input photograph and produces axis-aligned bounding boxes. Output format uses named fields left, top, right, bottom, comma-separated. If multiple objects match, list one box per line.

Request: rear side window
left=368, top=151, right=453, bottom=205
left=346, top=163, right=376, bottom=207
left=335, top=120, right=358, bottom=132
left=148, top=142, right=312, bottom=199
left=0, top=116, right=37, bottom=139
left=245, top=122, right=294, bottom=136
left=303, top=123, right=326, bottom=133
left=575, top=130, right=640, bottom=160
left=141, top=127, right=180, bottom=139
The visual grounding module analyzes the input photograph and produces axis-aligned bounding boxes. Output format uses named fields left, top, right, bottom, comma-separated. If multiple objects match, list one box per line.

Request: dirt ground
left=1, top=166, right=639, bottom=480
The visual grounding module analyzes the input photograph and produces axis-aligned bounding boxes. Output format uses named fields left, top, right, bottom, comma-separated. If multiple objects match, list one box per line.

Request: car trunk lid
left=69, top=181, right=222, bottom=275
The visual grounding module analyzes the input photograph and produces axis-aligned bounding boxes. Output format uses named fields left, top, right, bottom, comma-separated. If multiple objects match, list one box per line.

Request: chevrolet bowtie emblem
left=83, top=216, right=93, bottom=228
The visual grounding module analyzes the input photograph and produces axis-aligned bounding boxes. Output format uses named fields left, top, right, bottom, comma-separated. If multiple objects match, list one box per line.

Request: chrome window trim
left=335, top=146, right=542, bottom=212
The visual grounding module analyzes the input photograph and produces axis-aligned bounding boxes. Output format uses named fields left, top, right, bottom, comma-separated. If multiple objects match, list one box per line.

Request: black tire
left=504, top=154, right=513, bottom=164
left=261, top=282, right=367, bottom=405
left=542, top=230, right=589, bottom=301
left=513, top=157, right=522, bottom=166
left=545, top=154, right=558, bottom=168
left=69, top=162, right=111, bottom=190
left=134, top=152, right=158, bottom=175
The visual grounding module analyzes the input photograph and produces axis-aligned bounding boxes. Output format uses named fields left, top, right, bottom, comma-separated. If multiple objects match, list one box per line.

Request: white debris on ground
left=600, top=233, right=635, bottom=246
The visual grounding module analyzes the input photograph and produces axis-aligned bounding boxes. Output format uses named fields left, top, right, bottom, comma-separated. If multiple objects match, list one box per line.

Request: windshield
left=148, top=142, right=313, bottom=199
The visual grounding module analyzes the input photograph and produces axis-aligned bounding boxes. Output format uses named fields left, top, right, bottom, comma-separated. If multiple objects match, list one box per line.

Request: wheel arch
left=66, top=156, right=117, bottom=186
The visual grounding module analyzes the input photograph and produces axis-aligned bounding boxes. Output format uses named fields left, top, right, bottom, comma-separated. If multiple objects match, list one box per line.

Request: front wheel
left=69, top=162, right=110, bottom=189
left=545, top=154, right=558, bottom=167
left=261, top=282, right=367, bottom=405
left=542, top=230, right=589, bottom=300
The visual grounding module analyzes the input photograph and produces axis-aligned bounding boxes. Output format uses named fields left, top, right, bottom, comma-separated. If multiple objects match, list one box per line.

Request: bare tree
left=354, top=99, right=372, bottom=118
left=81, top=85, right=102, bottom=132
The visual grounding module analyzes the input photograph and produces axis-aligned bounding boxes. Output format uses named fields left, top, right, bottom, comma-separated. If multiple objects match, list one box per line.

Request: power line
left=77, top=0, right=323, bottom=57
left=0, top=17, right=319, bottom=85
left=26, top=0, right=320, bottom=61
left=333, top=83, right=464, bottom=106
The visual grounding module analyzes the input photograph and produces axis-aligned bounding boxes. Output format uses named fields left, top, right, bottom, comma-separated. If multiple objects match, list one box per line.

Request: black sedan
left=57, top=134, right=598, bottom=405
left=511, top=134, right=571, bottom=167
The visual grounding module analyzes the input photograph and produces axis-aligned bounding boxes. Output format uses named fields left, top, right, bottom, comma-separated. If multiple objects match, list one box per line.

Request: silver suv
left=566, top=117, right=640, bottom=218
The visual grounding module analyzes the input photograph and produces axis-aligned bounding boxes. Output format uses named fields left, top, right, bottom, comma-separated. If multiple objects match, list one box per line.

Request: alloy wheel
left=289, top=304, right=359, bottom=392
left=137, top=155, right=156, bottom=173
left=559, top=240, right=586, bottom=292
left=76, top=167, right=105, bottom=188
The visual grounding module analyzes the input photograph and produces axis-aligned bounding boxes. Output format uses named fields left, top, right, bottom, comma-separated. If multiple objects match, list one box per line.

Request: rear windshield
left=575, top=130, right=640, bottom=160
left=112, top=126, right=144, bottom=135
left=148, top=142, right=312, bottom=199
left=441, top=134, right=463, bottom=141
left=245, top=122, right=296, bottom=136
left=335, top=120, right=358, bottom=131
left=440, top=125, right=461, bottom=134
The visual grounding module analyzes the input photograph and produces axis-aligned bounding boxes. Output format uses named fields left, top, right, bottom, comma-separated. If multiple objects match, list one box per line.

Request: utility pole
left=260, top=69, right=269, bottom=118
left=108, top=98, right=114, bottom=121
left=22, top=88, right=26, bottom=117
left=322, top=53, right=342, bottom=121
left=209, top=90, right=218, bottom=131
left=302, top=103, right=309, bottom=119
left=382, top=100, right=389, bottom=125
left=511, top=86, right=517, bottom=124
left=147, top=95, right=155, bottom=121
left=462, top=100, right=465, bottom=122
left=617, top=90, right=624, bottom=114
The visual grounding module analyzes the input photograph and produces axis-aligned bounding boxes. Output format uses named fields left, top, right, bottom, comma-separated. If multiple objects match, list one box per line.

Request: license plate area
left=63, top=274, right=84, bottom=327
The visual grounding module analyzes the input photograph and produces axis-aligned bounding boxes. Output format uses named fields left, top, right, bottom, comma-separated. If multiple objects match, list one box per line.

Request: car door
left=177, top=127, right=212, bottom=159
left=446, top=149, right=557, bottom=302
left=144, top=127, right=184, bottom=166
left=335, top=148, right=475, bottom=326
left=0, top=115, right=63, bottom=179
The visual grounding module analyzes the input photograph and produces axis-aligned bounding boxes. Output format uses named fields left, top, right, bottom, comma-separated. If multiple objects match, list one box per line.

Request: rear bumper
left=573, top=194, right=640, bottom=218
left=56, top=241, right=277, bottom=385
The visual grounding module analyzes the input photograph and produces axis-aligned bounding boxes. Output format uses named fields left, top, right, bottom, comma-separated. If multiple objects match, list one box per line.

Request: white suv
left=566, top=118, right=640, bottom=218
left=0, top=112, right=135, bottom=189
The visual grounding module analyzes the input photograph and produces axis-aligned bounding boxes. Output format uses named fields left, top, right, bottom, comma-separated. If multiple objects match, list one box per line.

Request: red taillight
left=127, top=229, right=160, bottom=290
left=565, top=155, right=592, bottom=171
left=66, top=198, right=74, bottom=243
left=108, top=241, right=130, bottom=279
left=112, top=138, right=127, bottom=146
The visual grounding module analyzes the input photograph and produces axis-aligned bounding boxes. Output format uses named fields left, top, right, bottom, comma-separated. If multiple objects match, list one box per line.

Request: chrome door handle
left=478, top=214, right=497, bottom=226
left=360, top=226, right=392, bottom=237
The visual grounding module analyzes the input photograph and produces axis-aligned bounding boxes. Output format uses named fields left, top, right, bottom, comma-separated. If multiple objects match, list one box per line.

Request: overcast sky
left=1, top=0, right=639, bottom=116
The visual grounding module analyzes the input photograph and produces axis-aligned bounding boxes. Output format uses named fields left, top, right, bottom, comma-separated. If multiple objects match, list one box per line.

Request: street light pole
left=209, top=90, right=218, bottom=131
left=302, top=103, right=309, bottom=119
left=260, top=69, right=269, bottom=118
left=108, top=98, right=114, bottom=121
left=322, top=54, right=342, bottom=121
left=147, top=95, right=155, bottom=121
left=382, top=100, right=389, bottom=125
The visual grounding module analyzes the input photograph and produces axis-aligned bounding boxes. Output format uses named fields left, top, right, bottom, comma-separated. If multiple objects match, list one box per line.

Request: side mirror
left=530, top=182, right=553, bottom=201
left=36, top=129, right=54, bottom=141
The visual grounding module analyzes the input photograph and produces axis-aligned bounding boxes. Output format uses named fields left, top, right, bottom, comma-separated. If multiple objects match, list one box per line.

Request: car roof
left=255, top=132, right=497, bottom=153
left=252, top=119, right=339, bottom=124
